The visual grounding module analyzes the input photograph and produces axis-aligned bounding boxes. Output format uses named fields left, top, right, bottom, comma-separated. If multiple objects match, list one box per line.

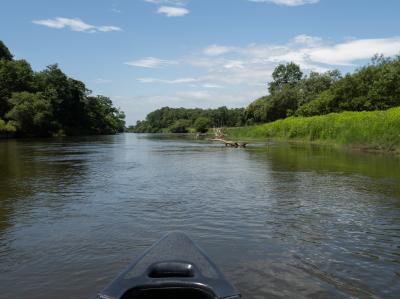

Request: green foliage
left=246, top=56, right=400, bottom=124
left=169, top=119, right=191, bottom=133
left=245, top=64, right=342, bottom=124
left=132, top=106, right=244, bottom=133
left=86, top=96, right=126, bottom=134
left=244, top=97, right=268, bottom=124
left=269, top=62, right=303, bottom=95
left=194, top=117, right=211, bottom=133
left=296, top=70, right=342, bottom=106
left=35, top=65, right=90, bottom=133
left=131, top=120, right=155, bottom=133
left=296, top=56, right=400, bottom=117
left=0, top=40, right=125, bottom=137
left=0, top=59, right=34, bottom=117
left=296, top=90, right=334, bottom=117
left=0, top=41, right=13, bottom=61
left=6, top=92, right=54, bottom=136
left=228, top=107, right=400, bottom=151
left=245, top=85, right=300, bottom=124
left=0, top=117, right=16, bottom=135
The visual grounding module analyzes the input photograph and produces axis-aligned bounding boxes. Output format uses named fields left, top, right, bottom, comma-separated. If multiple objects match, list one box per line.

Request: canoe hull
left=97, top=232, right=241, bottom=299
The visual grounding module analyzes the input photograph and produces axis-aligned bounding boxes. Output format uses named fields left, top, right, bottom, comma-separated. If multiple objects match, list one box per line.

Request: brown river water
left=0, top=134, right=399, bottom=298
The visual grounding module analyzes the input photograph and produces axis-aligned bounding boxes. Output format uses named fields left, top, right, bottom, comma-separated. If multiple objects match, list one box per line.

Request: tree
left=133, top=106, right=245, bottom=133
left=0, top=59, right=35, bottom=117
left=269, top=62, right=303, bottom=95
left=194, top=117, right=211, bottom=133
left=86, top=96, right=125, bottom=134
left=37, top=65, right=90, bottom=133
left=0, top=41, right=13, bottom=61
left=132, top=120, right=153, bottom=133
left=6, top=92, right=54, bottom=136
left=244, top=97, right=269, bottom=124
left=169, top=119, right=190, bottom=133
left=211, top=106, right=229, bottom=127
left=296, top=90, right=334, bottom=116
left=297, top=70, right=342, bottom=106
left=0, top=41, right=125, bottom=137
left=268, top=86, right=299, bottom=120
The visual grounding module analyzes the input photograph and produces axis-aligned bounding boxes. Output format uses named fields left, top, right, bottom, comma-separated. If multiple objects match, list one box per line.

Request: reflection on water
left=0, top=134, right=399, bottom=298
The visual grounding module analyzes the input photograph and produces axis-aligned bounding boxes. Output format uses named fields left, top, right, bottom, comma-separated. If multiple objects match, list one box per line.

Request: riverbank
left=226, top=107, right=400, bottom=153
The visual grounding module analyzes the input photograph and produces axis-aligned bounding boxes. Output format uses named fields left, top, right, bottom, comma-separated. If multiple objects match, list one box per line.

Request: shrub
left=169, top=119, right=190, bottom=133
left=194, top=117, right=211, bottom=133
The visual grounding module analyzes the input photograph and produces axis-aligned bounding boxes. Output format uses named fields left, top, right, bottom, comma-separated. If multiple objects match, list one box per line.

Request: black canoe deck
left=97, top=232, right=241, bottom=299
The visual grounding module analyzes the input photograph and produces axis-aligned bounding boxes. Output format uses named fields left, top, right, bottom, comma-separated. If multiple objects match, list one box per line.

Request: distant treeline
left=131, top=54, right=400, bottom=133
left=0, top=41, right=125, bottom=137
left=131, top=107, right=245, bottom=133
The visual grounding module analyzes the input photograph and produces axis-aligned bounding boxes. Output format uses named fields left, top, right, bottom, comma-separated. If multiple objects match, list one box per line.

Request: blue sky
left=1, top=0, right=400, bottom=124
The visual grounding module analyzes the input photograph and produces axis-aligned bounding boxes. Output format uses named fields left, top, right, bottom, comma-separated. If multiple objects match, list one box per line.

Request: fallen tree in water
left=211, top=138, right=247, bottom=148
left=210, top=128, right=247, bottom=148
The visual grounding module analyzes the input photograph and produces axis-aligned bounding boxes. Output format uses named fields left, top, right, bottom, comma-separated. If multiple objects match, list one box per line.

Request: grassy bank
left=226, top=107, right=400, bottom=152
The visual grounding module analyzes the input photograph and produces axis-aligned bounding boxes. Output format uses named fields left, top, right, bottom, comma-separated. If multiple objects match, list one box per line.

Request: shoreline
left=128, top=131, right=400, bottom=155
left=223, top=131, right=400, bottom=155
left=4, top=130, right=398, bottom=156
left=224, top=133, right=400, bottom=155
left=225, top=107, right=400, bottom=156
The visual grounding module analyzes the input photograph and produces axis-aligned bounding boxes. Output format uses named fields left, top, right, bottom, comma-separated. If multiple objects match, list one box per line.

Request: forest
left=132, top=54, right=400, bottom=133
left=0, top=41, right=125, bottom=137
left=131, top=106, right=245, bottom=133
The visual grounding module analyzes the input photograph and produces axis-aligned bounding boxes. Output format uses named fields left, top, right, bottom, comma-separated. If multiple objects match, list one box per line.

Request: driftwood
left=210, top=128, right=247, bottom=148
left=211, top=138, right=247, bottom=148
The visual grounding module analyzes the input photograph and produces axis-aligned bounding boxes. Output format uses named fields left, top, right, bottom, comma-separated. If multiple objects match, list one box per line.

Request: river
left=0, top=134, right=399, bottom=298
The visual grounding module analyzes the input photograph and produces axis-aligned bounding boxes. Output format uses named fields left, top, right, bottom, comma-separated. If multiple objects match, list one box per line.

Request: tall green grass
left=227, top=107, right=400, bottom=152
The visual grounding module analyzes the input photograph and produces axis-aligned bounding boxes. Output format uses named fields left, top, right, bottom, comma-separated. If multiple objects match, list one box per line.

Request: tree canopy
left=269, top=62, right=303, bottom=95
left=245, top=55, right=400, bottom=124
left=0, top=41, right=13, bottom=61
left=0, top=41, right=125, bottom=137
left=194, top=117, right=211, bottom=133
left=131, top=106, right=244, bottom=133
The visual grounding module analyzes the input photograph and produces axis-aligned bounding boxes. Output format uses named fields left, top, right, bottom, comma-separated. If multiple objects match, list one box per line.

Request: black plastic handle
left=148, top=262, right=195, bottom=278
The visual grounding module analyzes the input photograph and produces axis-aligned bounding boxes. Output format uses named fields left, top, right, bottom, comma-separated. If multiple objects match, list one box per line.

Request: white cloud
left=270, top=36, right=400, bottom=66
left=145, top=0, right=317, bottom=20
left=248, top=0, right=319, bottom=6
left=32, top=17, right=122, bottom=33
left=125, top=57, right=178, bottom=68
left=203, top=45, right=235, bottom=56
left=133, top=36, right=400, bottom=89
left=137, top=78, right=226, bottom=89
left=308, top=38, right=400, bottom=65
left=292, top=34, right=322, bottom=46
left=144, top=0, right=189, bottom=17
left=203, top=84, right=224, bottom=89
left=98, top=26, right=121, bottom=32
left=223, top=60, right=246, bottom=69
left=157, top=6, right=189, bottom=17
